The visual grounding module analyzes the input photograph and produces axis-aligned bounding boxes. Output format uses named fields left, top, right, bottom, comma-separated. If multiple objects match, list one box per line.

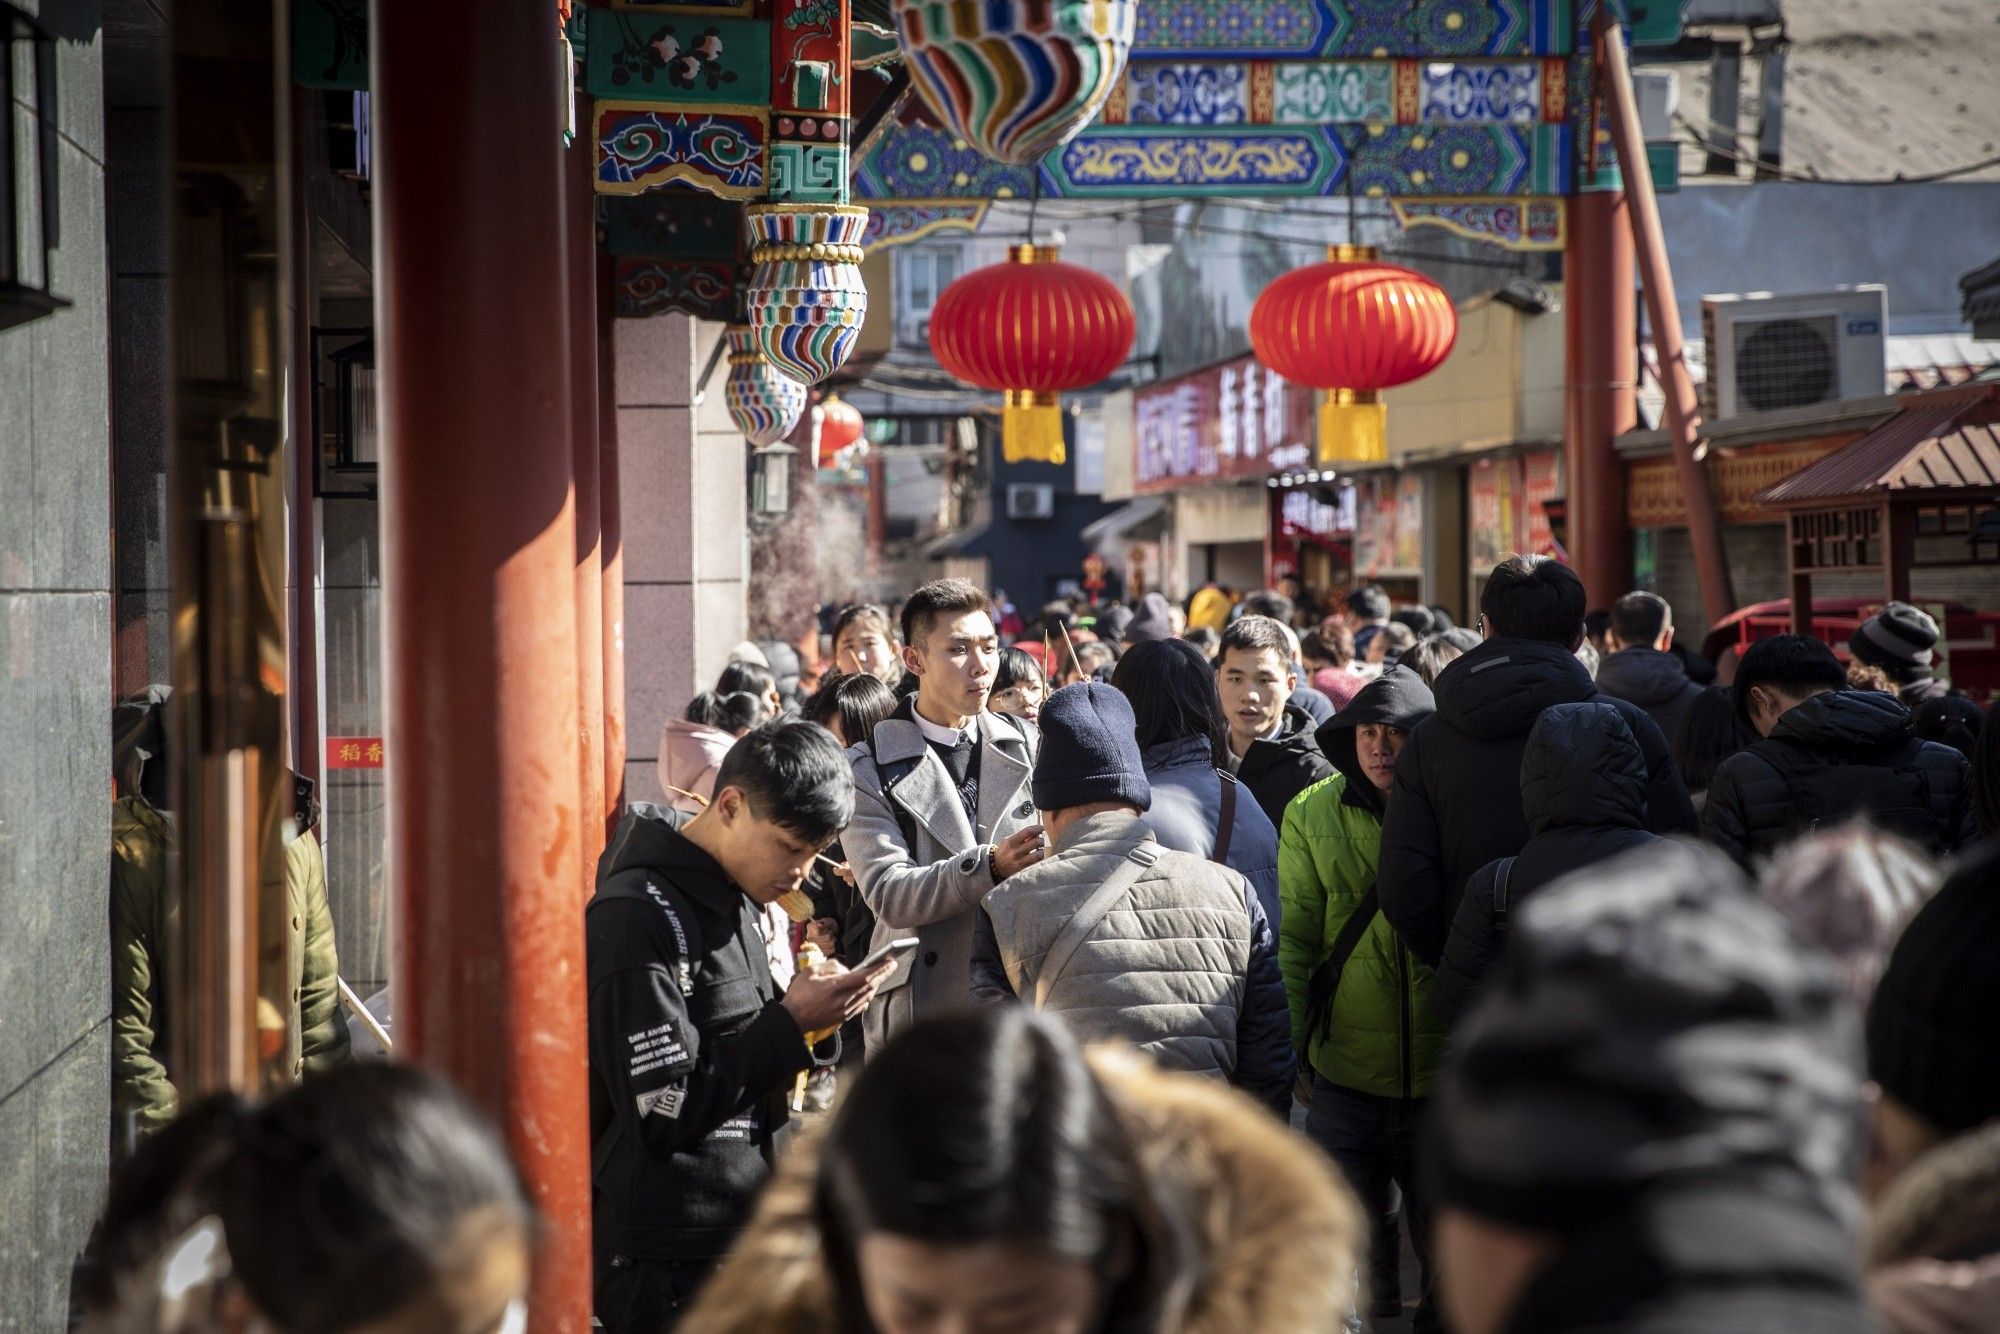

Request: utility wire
left=1673, top=115, right=2000, bottom=184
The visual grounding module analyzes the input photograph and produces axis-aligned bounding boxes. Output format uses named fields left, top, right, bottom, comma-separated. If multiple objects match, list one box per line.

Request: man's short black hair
left=1390, top=605, right=1436, bottom=636
left=1347, top=584, right=1390, bottom=621
left=1480, top=556, right=1587, bottom=646
left=713, top=720, right=854, bottom=844
left=901, top=578, right=993, bottom=649
left=1732, top=635, right=1846, bottom=726
left=1611, top=592, right=1672, bottom=647
left=1217, top=615, right=1293, bottom=667
left=1239, top=590, right=1295, bottom=625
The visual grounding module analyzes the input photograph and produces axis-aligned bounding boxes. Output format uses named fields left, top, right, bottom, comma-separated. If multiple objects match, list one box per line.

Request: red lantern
left=930, top=244, right=1136, bottom=464
left=1250, top=244, right=1457, bottom=465
left=817, top=393, right=864, bottom=468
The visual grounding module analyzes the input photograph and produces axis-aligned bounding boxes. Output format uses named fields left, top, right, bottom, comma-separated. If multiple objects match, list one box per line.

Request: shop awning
left=1752, top=384, right=2000, bottom=507
left=1079, top=497, right=1166, bottom=547
left=924, top=522, right=993, bottom=560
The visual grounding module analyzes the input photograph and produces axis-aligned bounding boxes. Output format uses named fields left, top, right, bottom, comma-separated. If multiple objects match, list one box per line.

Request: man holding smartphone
left=588, top=721, right=894, bottom=1331
left=842, top=579, right=1045, bottom=1045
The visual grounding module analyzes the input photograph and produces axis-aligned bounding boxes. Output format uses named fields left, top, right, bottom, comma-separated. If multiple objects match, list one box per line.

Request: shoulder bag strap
left=1491, top=856, right=1517, bottom=940
left=1035, top=844, right=1161, bottom=1008
left=1211, top=770, right=1239, bottom=866
left=1302, top=885, right=1379, bottom=1049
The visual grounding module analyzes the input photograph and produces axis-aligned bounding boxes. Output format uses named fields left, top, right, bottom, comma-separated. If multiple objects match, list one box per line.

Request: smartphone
left=855, top=937, right=921, bottom=972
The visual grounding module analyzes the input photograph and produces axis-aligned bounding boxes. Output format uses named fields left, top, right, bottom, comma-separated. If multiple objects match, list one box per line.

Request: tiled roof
left=1751, top=384, right=2000, bottom=504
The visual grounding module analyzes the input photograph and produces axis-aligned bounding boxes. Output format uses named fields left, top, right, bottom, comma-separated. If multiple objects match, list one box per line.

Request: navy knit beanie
left=1032, top=682, right=1151, bottom=813
left=1867, top=842, right=2000, bottom=1135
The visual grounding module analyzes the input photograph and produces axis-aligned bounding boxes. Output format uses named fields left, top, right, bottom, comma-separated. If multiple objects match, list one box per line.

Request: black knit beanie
left=1849, top=601, right=1939, bottom=677
left=1866, top=842, right=2000, bottom=1135
left=1032, top=682, right=1151, bottom=813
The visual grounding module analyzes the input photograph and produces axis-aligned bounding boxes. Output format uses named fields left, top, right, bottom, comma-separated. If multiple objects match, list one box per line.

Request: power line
left=1673, top=115, right=2000, bottom=184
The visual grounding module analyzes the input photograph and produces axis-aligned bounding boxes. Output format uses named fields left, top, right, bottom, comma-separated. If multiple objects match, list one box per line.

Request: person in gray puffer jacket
left=969, top=682, right=1295, bottom=1116
left=1111, top=638, right=1282, bottom=924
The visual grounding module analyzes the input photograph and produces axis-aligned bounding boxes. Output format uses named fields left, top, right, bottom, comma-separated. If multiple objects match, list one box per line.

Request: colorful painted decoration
left=744, top=204, right=871, bottom=385
left=929, top=243, right=1136, bottom=465
left=1249, top=245, right=1457, bottom=465
left=860, top=202, right=990, bottom=253
left=724, top=326, right=809, bottom=447
left=894, top=0, right=1138, bottom=165
left=1132, top=0, right=1569, bottom=59
left=817, top=394, right=865, bottom=467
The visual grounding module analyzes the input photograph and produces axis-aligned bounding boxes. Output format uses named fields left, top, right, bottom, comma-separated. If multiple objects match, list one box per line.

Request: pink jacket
left=658, top=716, right=734, bottom=813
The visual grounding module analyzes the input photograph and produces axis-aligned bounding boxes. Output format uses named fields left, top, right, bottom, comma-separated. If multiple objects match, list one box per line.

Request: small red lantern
left=817, top=393, right=864, bottom=468
left=1250, top=244, right=1457, bottom=465
left=930, top=244, right=1136, bottom=465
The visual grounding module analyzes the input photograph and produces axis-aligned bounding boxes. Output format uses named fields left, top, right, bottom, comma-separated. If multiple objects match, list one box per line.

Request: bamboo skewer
left=337, top=976, right=393, bottom=1054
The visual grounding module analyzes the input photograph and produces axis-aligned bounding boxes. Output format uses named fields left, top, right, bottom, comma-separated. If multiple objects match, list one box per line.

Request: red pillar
left=371, top=6, right=591, bottom=1328
left=569, top=112, right=606, bottom=888
left=1564, top=191, right=1637, bottom=608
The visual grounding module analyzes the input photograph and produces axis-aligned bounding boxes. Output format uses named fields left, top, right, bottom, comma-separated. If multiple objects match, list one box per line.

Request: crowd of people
left=79, top=561, right=2000, bottom=1333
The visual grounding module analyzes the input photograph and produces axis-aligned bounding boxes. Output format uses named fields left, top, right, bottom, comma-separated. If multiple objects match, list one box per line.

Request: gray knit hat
left=1430, top=840, right=1864, bottom=1234
left=1849, top=602, right=1939, bottom=674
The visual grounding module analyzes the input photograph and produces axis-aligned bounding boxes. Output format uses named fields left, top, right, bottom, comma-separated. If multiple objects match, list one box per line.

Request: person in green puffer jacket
left=111, top=688, right=351, bottom=1148
left=1279, top=665, right=1441, bottom=1332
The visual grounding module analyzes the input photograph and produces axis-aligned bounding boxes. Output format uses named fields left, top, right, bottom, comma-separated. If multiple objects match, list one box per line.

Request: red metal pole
left=1563, top=191, right=1637, bottom=608
left=371, top=6, right=591, bottom=1328
left=1595, top=12, right=1737, bottom=628
left=599, top=256, right=627, bottom=833
left=569, top=111, right=606, bottom=890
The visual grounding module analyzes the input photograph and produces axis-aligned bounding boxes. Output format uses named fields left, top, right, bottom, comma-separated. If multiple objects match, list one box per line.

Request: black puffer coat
left=1236, top=703, right=1336, bottom=829
left=1699, top=689, right=1976, bottom=867
left=1378, top=639, right=1697, bottom=966
left=1595, top=646, right=1703, bottom=745
left=1432, top=701, right=1661, bottom=1025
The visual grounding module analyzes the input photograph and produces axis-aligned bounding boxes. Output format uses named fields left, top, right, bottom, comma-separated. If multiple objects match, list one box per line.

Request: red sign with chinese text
left=1134, top=355, right=1317, bottom=494
left=327, top=737, right=385, bottom=770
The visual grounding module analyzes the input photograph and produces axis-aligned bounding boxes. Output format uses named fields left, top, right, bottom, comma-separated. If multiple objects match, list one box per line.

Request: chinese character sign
left=327, top=737, right=386, bottom=770
left=1133, top=354, right=1315, bottom=494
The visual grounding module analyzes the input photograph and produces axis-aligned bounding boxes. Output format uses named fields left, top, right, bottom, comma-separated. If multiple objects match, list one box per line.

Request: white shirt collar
left=913, top=708, right=975, bottom=748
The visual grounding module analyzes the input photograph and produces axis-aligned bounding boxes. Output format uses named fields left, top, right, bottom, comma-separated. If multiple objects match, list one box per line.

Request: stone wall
left=0, top=3, right=115, bottom=1320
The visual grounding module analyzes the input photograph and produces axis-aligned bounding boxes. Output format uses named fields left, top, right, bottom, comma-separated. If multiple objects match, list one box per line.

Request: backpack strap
left=1210, top=770, right=1239, bottom=867
left=1035, top=843, right=1161, bottom=1007
left=1302, top=884, right=1380, bottom=1049
left=1491, top=856, right=1517, bottom=941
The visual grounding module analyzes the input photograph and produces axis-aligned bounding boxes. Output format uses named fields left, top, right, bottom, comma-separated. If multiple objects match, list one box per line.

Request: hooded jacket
left=1235, top=703, right=1337, bottom=831
left=1277, top=668, right=1445, bottom=1100
left=587, top=808, right=810, bottom=1261
left=659, top=716, right=737, bottom=813
left=1699, top=689, right=1975, bottom=867
left=1869, top=1120, right=2000, bottom=1334
left=1432, top=701, right=1662, bottom=1026
left=679, top=1047, right=1363, bottom=1334
left=1139, top=733, right=1281, bottom=925
left=969, top=810, right=1294, bottom=1114
left=1596, top=645, right=1704, bottom=744
left=1377, top=637, right=1696, bottom=966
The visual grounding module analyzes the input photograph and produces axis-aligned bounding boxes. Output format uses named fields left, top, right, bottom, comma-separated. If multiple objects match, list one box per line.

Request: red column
left=1564, top=191, right=1637, bottom=608
left=371, top=6, right=591, bottom=1329
left=569, top=113, right=606, bottom=888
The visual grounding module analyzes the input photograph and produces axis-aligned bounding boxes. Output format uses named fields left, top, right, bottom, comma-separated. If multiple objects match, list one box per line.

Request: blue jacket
left=1138, top=735, right=1282, bottom=925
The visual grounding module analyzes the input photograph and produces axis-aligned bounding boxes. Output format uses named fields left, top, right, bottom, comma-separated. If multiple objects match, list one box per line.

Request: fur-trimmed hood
left=681, top=1048, right=1362, bottom=1333
left=1869, top=1120, right=2000, bottom=1333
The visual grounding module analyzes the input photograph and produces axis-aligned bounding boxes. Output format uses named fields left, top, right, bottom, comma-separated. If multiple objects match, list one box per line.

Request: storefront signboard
left=1134, top=354, right=1316, bottom=494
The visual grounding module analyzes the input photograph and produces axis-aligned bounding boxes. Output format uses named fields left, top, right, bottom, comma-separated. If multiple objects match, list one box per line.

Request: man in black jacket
left=1378, top=557, right=1696, bottom=967
left=1699, top=634, right=1974, bottom=867
left=1216, top=615, right=1335, bottom=827
left=1596, top=591, right=1704, bottom=744
left=588, top=722, right=893, bottom=1331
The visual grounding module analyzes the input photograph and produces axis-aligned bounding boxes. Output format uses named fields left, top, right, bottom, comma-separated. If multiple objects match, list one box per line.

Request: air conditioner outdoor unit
left=1700, top=286, right=1887, bottom=420
left=1006, top=483, right=1055, bottom=520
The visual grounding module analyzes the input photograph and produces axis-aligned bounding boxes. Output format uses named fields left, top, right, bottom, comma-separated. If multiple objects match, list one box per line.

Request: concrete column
left=372, top=3, right=590, bottom=1326
left=616, top=313, right=748, bottom=806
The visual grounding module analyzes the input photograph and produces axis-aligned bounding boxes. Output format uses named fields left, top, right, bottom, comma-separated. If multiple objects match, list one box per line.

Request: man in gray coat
left=969, top=682, right=1295, bottom=1115
left=844, top=579, right=1044, bottom=1047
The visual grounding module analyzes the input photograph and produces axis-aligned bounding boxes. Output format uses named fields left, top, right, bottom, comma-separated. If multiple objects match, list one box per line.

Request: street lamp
left=751, top=441, right=797, bottom=517
left=0, top=3, right=69, bottom=332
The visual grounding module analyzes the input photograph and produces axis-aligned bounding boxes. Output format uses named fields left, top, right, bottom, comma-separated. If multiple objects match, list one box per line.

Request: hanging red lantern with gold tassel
left=817, top=393, right=864, bottom=468
left=929, top=243, right=1135, bottom=465
left=1250, top=244, right=1457, bottom=466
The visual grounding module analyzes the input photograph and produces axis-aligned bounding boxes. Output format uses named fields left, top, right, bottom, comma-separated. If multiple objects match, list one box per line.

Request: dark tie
left=932, top=733, right=981, bottom=828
